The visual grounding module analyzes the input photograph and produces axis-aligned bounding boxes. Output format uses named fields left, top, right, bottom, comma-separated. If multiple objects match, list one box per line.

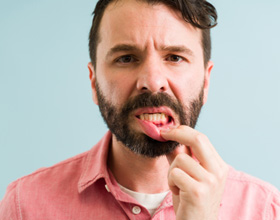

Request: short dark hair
left=89, top=0, right=217, bottom=68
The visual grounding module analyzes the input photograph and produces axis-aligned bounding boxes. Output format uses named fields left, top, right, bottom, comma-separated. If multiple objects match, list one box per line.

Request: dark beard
left=95, top=81, right=204, bottom=158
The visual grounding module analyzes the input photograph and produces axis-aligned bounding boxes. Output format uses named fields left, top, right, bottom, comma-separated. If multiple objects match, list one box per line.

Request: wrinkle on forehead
left=99, top=0, right=201, bottom=46
left=96, top=0, right=204, bottom=68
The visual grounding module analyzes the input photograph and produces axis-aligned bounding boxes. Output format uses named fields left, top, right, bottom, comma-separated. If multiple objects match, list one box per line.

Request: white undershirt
left=118, top=183, right=169, bottom=216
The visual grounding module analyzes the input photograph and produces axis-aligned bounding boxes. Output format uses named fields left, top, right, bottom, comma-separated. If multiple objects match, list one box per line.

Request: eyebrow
left=106, top=44, right=139, bottom=59
left=106, top=44, right=194, bottom=59
left=161, top=45, right=194, bottom=57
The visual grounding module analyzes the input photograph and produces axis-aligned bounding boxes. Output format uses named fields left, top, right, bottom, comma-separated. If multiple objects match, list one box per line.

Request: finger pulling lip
left=136, top=117, right=174, bottom=142
left=134, top=107, right=180, bottom=142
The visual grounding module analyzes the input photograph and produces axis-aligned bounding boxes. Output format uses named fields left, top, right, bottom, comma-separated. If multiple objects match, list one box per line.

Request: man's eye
left=166, top=55, right=183, bottom=62
left=116, top=55, right=135, bottom=63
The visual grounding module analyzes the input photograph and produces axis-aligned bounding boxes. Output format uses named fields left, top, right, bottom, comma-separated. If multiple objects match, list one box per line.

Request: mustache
left=120, top=92, right=185, bottom=118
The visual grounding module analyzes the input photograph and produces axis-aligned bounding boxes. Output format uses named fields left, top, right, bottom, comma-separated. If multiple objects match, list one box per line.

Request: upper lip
left=134, top=107, right=176, bottom=120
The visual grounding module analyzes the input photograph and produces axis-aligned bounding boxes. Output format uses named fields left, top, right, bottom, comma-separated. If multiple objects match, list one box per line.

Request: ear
left=202, top=61, right=214, bottom=105
left=88, top=62, right=99, bottom=105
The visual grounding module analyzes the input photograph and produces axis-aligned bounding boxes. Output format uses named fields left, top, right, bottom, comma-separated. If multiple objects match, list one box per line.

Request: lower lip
left=136, top=117, right=174, bottom=142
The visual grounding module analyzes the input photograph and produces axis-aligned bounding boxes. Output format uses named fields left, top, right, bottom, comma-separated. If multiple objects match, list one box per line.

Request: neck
left=108, top=135, right=170, bottom=194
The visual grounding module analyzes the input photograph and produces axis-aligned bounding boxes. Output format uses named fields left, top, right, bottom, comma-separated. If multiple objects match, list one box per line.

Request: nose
left=136, top=57, right=168, bottom=93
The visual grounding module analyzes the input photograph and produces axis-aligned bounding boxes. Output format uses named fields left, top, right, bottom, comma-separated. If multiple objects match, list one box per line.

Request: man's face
left=89, top=0, right=213, bottom=157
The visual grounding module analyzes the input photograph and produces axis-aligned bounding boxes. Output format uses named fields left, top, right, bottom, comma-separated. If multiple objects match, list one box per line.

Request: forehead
left=97, top=0, right=202, bottom=55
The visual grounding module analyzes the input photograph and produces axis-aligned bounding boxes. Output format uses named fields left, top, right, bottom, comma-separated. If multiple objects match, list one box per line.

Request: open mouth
left=134, top=107, right=177, bottom=142
left=136, top=113, right=174, bottom=127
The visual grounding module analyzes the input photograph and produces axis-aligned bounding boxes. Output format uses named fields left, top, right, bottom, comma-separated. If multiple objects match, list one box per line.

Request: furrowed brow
left=161, top=45, right=194, bottom=57
left=106, top=44, right=139, bottom=59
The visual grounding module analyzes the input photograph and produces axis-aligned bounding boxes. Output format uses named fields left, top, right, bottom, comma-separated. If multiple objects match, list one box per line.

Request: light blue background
left=1, top=0, right=280, bottom=199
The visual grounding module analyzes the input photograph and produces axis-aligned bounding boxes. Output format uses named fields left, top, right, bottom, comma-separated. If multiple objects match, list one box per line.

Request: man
left=0, top=0, right=279, bottom=219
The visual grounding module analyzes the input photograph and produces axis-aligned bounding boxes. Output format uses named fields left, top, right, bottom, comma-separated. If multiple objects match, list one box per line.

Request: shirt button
left=132, top=206, right=141, bottom=215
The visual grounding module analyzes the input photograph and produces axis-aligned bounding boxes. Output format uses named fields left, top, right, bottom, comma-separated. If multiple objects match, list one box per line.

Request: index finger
left=161, top=125, right=222, bottom=172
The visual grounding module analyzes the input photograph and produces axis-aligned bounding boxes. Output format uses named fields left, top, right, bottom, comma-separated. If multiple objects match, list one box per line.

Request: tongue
left=137, top=119, right=171, bottom=142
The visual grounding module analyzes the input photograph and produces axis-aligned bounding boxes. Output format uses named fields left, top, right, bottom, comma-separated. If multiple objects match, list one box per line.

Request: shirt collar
left=78, top=131, right=112, bottom=193
left=77, top=130, right=173, bottom=206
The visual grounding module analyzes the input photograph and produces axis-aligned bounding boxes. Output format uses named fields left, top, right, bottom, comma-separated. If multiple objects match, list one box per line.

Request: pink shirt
left=1, top=131, right=280, bottom=219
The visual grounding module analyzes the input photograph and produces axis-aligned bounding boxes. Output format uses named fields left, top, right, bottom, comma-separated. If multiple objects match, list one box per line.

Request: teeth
left=139, top=113, right=168, bottom=123
left=144, top=114, right=149, bottom=121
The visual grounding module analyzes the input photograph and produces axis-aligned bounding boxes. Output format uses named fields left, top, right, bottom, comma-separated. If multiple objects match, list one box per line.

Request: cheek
left=169, top=71, right=204, bottom=103
left=99, top=74, right=136, bottom=106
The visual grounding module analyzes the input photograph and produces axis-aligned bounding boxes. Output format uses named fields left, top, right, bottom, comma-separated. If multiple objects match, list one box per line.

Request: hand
left=161, top=126, right=229, bottom=220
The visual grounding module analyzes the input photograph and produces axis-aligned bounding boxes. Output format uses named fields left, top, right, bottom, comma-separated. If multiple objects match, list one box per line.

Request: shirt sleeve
left=267, top=189, right=280, bottom=220
left=0, top=181, right=19, bottom=220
